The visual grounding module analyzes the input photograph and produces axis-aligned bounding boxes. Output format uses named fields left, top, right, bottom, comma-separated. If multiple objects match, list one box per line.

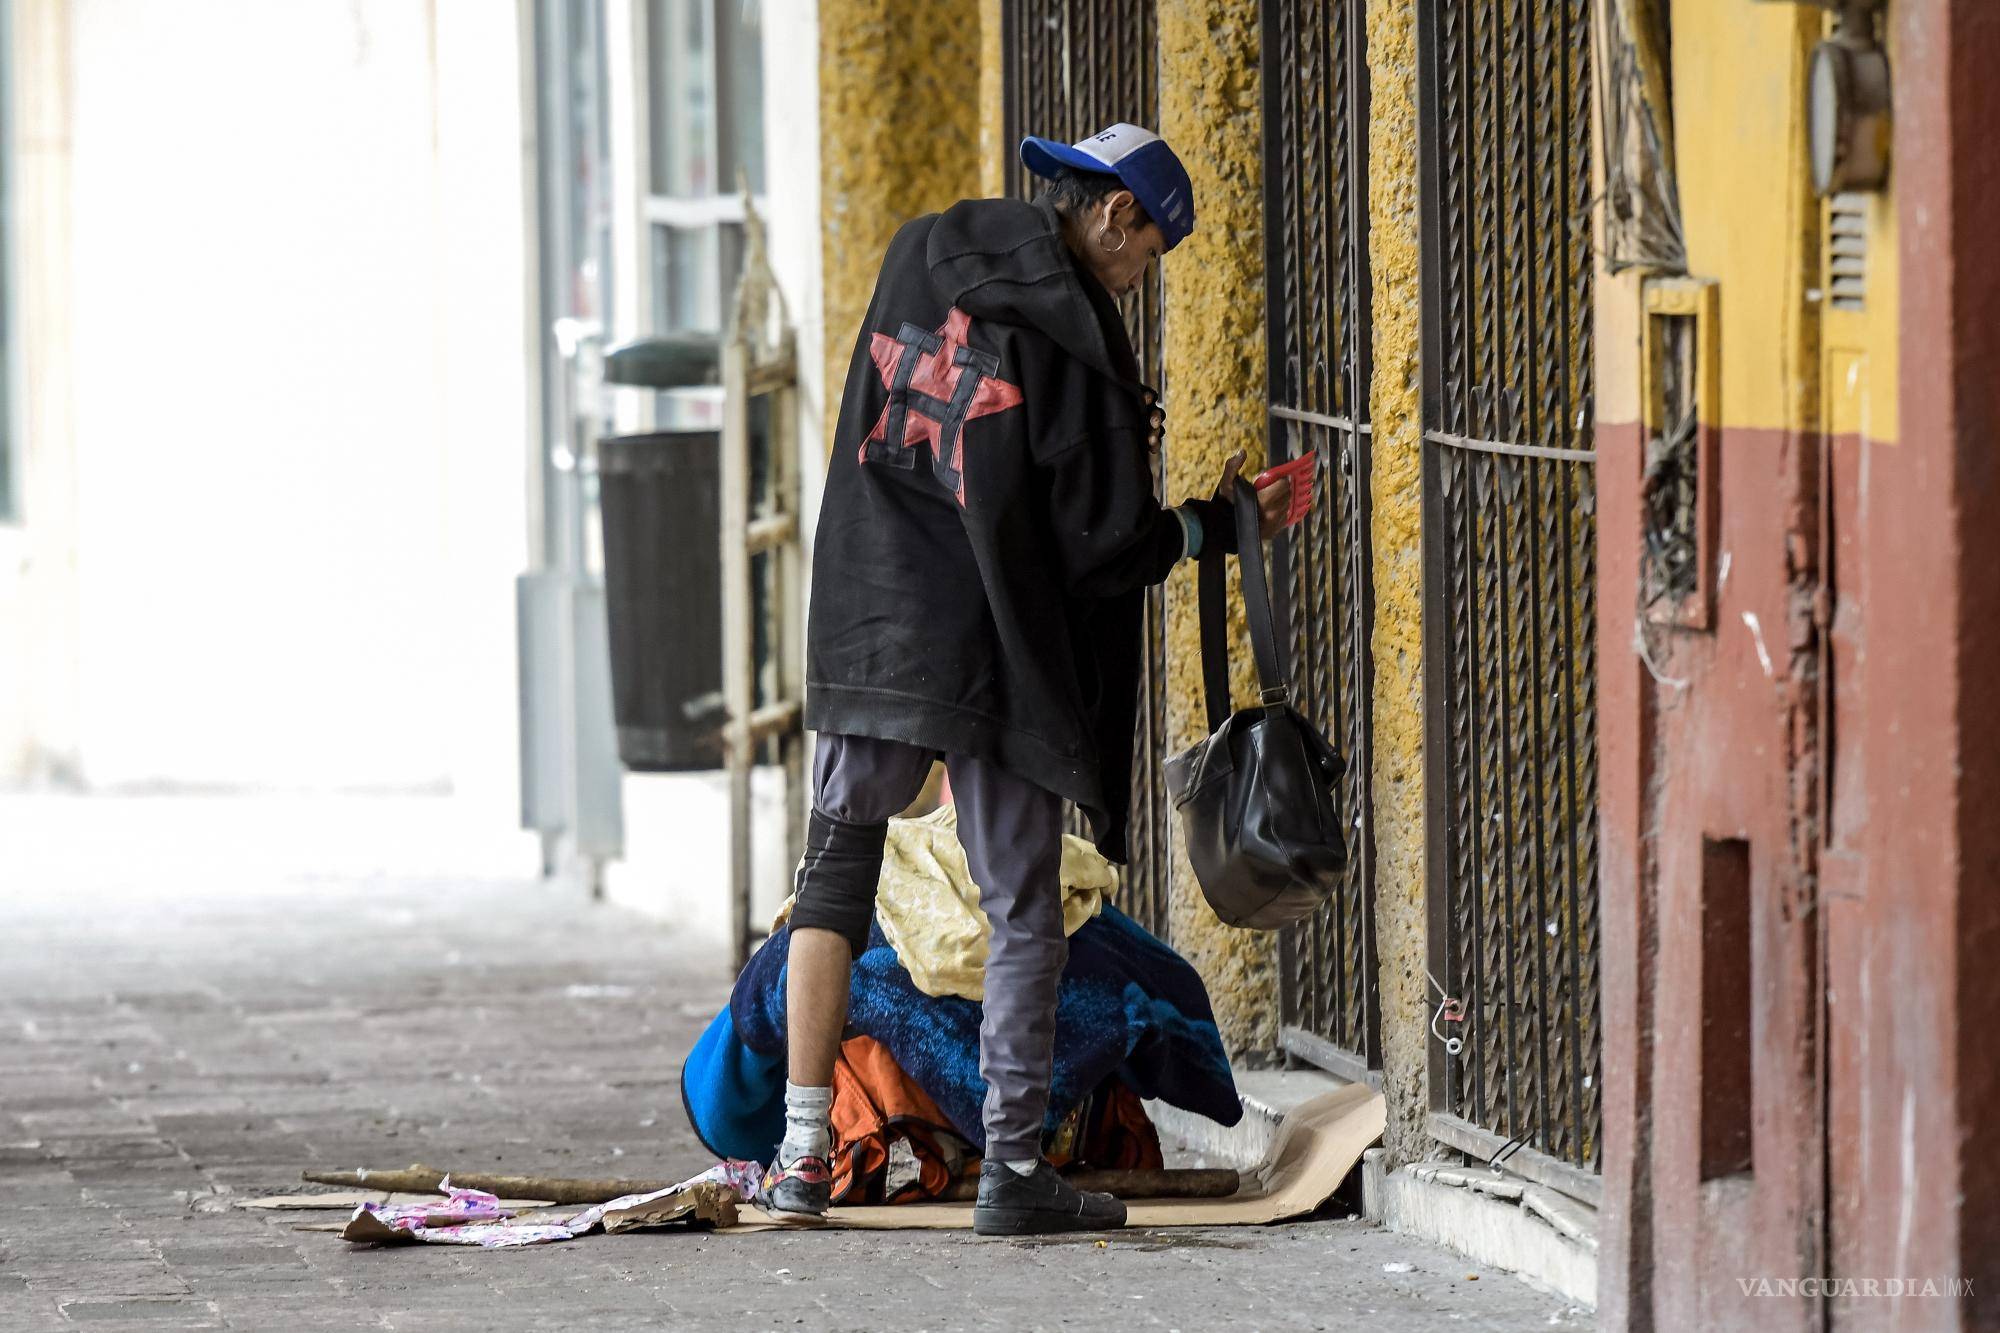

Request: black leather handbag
left=1164, top=478, right=1347, bottom=930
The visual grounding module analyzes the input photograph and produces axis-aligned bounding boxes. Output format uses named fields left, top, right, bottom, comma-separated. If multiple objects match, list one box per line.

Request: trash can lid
left=604, top=334, right=721, bottom=390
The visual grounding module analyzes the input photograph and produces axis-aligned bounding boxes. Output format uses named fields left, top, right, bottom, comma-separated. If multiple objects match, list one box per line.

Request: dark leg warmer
left=786, top=808, right=888, bottom=957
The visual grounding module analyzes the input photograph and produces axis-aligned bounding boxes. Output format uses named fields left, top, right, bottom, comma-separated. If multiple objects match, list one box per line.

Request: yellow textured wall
left=1157, top=0, right=1276, bottom=1057
left=978, top=0, right=1005, bottom=201
left=818, top=0, right=982, bottom=452
left=1364, top=0, right=1430, bottom=1165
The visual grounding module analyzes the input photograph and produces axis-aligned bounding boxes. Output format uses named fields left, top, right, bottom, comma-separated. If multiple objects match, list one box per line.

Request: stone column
left=1157, top=0, right=1276, bottom=1058
left=977, top=0, right=1006, bottom=200
left=817, top=0, right=982, bottom=451
left=1363, top=0, right=1430, bottom=1167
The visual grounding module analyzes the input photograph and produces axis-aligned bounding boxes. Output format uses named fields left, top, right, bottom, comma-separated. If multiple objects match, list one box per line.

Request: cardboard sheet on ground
left=734, top=1083, right=1384, bottom=1232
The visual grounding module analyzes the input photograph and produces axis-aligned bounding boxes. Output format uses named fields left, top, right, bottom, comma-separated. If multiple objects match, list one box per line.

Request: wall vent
left=1828, top=193, right=1868, bottom=311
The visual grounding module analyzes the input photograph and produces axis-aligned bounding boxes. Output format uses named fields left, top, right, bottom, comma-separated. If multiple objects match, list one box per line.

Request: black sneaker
left=972, top=1158, right=1127, bottom=1236
left=753, top=1153, right=831, bottom=1223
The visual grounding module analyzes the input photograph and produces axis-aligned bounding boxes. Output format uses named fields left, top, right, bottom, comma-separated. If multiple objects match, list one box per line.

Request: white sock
left=778, top=1081, right=832, bottom=1165
left=1002, top=1157, right=1039, bottom=1176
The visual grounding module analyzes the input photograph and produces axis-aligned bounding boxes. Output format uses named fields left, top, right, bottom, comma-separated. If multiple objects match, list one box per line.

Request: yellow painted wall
left=817, top=0, right=982, bottom=453
left=1157, top=0, right=1277, bottom=1057
left=1661, top=0, right=1824, bottom=436
left=1363, top=0, right=1430, bottom=1167
left=1601, top=2, right=1891, bottom=442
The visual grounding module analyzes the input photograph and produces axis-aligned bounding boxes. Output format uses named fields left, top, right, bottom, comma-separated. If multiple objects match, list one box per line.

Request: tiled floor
left=0, top=793, right=1590, bottom=1331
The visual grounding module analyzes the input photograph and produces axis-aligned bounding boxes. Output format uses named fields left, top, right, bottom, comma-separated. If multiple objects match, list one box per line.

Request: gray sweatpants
left=807, top=733, right=1067, bottom=1163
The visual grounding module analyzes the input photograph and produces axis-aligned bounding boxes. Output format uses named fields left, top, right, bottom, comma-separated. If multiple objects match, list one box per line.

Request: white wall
left=763, top=0, right=827, bottom=547
left=430, top=0, right=539, bottom=824
left=0, top=0, right=83, bottom=784
left=3, top=0, right=531, bottom=811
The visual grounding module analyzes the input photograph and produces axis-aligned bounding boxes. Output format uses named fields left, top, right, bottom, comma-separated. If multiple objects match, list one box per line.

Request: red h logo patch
left=862, top=308, right=1024, bottom=507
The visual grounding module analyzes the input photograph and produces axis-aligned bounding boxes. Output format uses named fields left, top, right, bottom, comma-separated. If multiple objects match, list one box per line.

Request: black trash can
left=598, top=428, right=723, bottom=770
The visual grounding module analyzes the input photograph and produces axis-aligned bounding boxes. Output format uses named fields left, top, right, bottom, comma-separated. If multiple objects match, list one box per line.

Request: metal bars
left=1001, top=0, right=1162, bottom=382
left=1001, top=0, right=1172, bottom=943
left=1261, top=0, right=1379, bottom=1077
left=1419, top=0, right=1602, bottom=1179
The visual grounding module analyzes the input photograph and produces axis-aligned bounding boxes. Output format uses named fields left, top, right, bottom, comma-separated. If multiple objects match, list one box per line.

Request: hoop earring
left=1098, top=224, right=1127, bottom=254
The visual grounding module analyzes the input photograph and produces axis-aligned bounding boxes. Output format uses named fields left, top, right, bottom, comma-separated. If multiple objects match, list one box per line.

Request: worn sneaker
left=754, top=1153, right=832, bottom=1222
left=972, top=1159, right=1127, bottom=1236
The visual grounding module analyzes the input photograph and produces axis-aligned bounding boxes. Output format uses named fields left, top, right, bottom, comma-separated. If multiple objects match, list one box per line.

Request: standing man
left=757, top=125, right=1294, bottom=1235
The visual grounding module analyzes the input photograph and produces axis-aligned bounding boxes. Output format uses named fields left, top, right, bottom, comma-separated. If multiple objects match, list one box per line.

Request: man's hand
left=1216, top=450, right=1295, bottom=542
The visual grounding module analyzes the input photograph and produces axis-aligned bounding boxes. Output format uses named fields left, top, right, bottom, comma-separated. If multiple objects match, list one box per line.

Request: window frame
left=645, top=0, right=766, bottom=340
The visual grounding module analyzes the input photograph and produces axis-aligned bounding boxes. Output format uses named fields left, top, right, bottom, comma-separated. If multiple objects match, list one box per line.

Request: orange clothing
left=828, top=1034, right=1163, bottom=1204
left=829, top=1034, right=967, bottom=1204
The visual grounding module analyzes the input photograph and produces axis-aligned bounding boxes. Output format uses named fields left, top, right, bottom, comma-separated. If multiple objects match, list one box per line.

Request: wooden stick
left=303, top=1163, right=1241, bottom=1207
left=300, top=1164, right=678, bottom=1207
left=938, top=1167, right=1239, bottom=1203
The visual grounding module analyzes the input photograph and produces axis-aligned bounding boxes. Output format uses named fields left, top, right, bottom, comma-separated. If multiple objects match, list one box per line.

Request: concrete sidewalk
left=0, top=794, right=1590, bottom=1331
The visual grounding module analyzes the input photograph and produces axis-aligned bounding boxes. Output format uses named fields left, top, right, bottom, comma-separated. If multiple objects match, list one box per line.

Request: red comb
left=1254, top=454, right=1317, bottom=528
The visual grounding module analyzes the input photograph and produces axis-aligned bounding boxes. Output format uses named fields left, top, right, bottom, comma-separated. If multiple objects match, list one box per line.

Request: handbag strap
left=1196, top=477, right=1292, bottom=734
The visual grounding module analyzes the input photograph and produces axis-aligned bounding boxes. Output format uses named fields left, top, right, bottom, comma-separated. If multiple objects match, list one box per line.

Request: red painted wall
left=1598, top=2, right=2000, bottom=1328
left=1835, top=3, right=2000, bottom=1327
left=1597, top=410, right=1824, bottom=1330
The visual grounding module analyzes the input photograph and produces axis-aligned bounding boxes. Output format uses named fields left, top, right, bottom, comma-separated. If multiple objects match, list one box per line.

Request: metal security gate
left=1002, top=0, right=1173, bottom=943
left=1261, top=0, right=1379, bottom=1081
left=1417, top=0, right=1603, bottom=1197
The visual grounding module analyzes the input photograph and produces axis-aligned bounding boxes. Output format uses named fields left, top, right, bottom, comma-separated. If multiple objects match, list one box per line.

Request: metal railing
left=1002, top=0, right=1173, bottom=944
left=1261, top=0, right=1380, bottom=1081
left=1418, top=0, right=1603, bottom=1196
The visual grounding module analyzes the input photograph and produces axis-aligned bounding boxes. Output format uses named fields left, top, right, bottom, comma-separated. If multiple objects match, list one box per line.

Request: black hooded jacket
left=806, top=195, right=1233, bottom=861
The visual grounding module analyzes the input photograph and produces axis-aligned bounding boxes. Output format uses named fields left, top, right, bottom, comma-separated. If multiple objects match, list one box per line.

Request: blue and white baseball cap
left=1019, top=123, right=1197, bottom=252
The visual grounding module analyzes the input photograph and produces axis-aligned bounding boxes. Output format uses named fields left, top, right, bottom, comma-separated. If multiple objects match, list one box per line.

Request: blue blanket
left=681, top=905, right=1242, bottom=1164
